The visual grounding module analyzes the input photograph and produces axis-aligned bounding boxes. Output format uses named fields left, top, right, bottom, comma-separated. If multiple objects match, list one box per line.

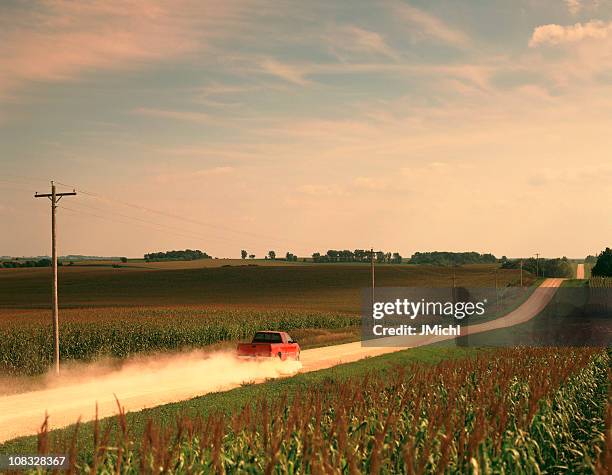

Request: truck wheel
left=277, top=352, right=283, bottom=360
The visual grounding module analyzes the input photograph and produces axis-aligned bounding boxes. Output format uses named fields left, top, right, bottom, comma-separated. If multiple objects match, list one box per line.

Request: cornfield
left=590, top=277, right=612, bottom=288
left=37, top=347, right=610, bottom=474
left=0, top=308, right=358, bottom=376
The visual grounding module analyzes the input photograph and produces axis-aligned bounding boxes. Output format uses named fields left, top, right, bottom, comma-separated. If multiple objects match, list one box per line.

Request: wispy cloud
left=529, top=20, right=612, bottom=46
left=0, top=0, right=252, bottom=100
left=352, top=176, right=388, bottom=191
left=132, top=107, right=213, bottom=123
left=296, top=184, right=346, bottom=196
left=565, top=0, right=583, bottom=15
left=327, top=25, right=400, bottom=60
left=258, top=58, right=311, bottom=85
left=154, top=166, right=235, bottom=184
left=388, top=1, right=470, bottom=48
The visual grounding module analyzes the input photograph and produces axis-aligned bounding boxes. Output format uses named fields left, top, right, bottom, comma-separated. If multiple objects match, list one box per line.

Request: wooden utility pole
left=535, top=253, right=540, bottom=278
left=520, top=259, right=523, bottom=287
left=35, top=181, right=76, bottom=374
left=495, top=268, right=499, bottom=312
left=370, top=248, right=375, bottom=314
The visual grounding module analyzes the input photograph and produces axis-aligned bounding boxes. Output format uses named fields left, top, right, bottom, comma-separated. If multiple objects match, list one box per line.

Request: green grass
left=562, top=279, right=589, bottom=287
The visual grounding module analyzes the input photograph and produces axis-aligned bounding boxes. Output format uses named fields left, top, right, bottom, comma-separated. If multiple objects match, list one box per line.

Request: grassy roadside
left=0, top=346, right=477, bottom=457
left=562, top=279, right=589, bottom=287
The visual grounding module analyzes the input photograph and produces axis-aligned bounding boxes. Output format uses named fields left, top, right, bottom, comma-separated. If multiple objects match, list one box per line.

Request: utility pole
left=35, top=181, right=77, bottom=374
left=520, top=259, right=523, bottom=287
left=370, top=247, right=375, bottom=315
left=535, top=253, right=540, bottom=278
left=495, top=268, right=499, bottom=313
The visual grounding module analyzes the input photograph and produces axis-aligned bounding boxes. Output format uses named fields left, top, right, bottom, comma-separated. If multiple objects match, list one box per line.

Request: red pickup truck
left=237, top=331, right=300, bottom=361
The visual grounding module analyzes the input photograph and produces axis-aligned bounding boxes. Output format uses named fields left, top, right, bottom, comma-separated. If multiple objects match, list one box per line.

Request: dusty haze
left=0, top=350, right=301, bottom=443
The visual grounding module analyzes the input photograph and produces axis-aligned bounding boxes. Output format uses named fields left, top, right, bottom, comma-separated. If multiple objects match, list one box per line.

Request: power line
left=54, top=180, right=291, bottom=244
left=59, top=205, right=245, bottom=246
left=1, top=173, right=50, bottom=187
left=0, top=179, right=39, bottom=193
left=16, top=175, right=323, bottom=253
left=60, top=198, right=294, bottom=248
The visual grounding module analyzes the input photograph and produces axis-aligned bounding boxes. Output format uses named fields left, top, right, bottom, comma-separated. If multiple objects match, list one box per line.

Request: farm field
left=70, top=257, right=310, bottom=269
left=0, top=278, right=567, bottom=444
left=0, top=264, right=533, bottom=377
left=0, top=308, right=359, bottom=377
left=0, top=263, right=529, bottom=309
left=1, top=346, right=609, bottom=473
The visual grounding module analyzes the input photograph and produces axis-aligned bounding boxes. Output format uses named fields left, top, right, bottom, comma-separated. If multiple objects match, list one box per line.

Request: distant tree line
left=500, top=257, right=573, bottom=278
left=409, top=251, right=497, bottom=266
left=591, top=248, right=612, bottom=277
left=144, top=249, right=211, bottom=261
left=1, top=258, right=52, bottom=268
left=311, top=250, right=402, bottom=264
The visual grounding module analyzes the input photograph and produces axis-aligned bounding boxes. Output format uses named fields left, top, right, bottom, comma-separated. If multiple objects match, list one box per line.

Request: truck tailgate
left=237, top=343, right=274, bottom=357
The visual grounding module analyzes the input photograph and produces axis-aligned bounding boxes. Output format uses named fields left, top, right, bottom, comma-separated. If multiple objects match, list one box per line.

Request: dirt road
left=576, top=263, right=585, bottom=279
left=0, top=279, right=562, bottom=444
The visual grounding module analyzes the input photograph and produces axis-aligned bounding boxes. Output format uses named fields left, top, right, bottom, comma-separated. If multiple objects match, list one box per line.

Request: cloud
left=132, top=107, right=213, bottom=123
left=352, top=176, right=388, bottom=191
left=328, top=25, right=399, bottom=60
left=154, top=166, right=235, bottom=184
left=195, top=166, right=234, bottom=176
left=259, top=58, right=310, bottom=86
left=0, top=0, right=251, bottom=100
left=389, top=1, right=470, bottom=48
left=565, top=0, right=583, bottom=15
left=529, top=20, right=612, bottom=46
left=528, top=164, right=612, bottom=187
left=296, top=184, right=346, bottom=196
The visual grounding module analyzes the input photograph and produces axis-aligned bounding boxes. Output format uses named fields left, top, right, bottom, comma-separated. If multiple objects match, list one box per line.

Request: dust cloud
left=0, top=351, right=302, bottom=443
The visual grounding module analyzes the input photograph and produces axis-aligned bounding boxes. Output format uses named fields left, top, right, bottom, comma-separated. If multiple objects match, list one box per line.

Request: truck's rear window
left=252, top=332, right=282, bottom=343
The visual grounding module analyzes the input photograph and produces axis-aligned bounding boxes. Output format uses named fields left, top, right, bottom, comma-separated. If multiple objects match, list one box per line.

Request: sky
left=1, top=0, right=611, bottom=259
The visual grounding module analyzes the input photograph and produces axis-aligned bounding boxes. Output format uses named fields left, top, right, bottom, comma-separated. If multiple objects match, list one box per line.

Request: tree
left=392, top=252, right=402, bottom=264
left=241, top=250, right=248, bottom=259
left=501, top=256, right=573, bottom=278
left=249, top=254, right=255, bottom=259
left=144, top=249, right=210, bottom=261
left=120, top=257, right=128, bottom=263
left=326, top=250, right=339, bottom=262
left=268, top=250, right=276, bottom=260
left=592, top=248, right=612, bottom=277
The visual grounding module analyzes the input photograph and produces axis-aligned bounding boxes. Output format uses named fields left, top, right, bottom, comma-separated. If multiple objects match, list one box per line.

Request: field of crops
left=34, top=347, right=610, bottom=473
left=0, top=264, right=534, bottom=376
left=590, top=277, right=612, bottom=288
left=0, top=308, right=358, bottom=376
left=0, top=264, right=531, bottom=310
